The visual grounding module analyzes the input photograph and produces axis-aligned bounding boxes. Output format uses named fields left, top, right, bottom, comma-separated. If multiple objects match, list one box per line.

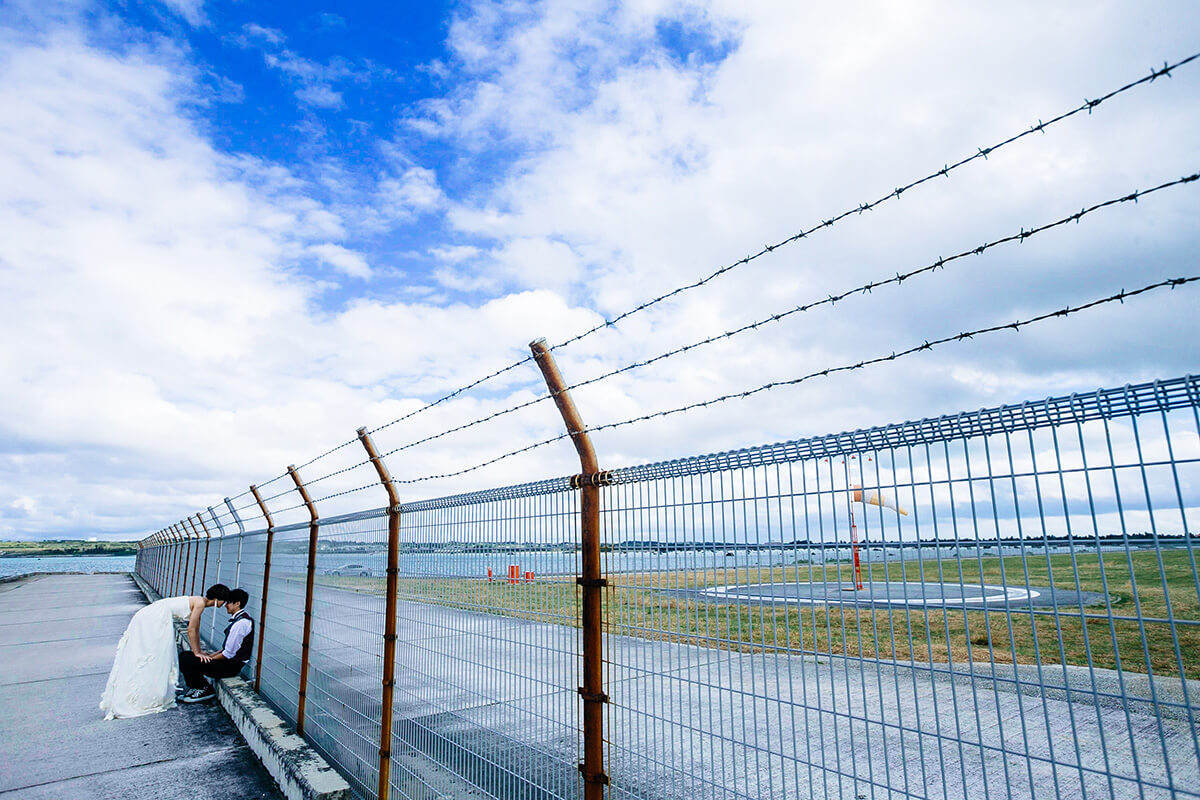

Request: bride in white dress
left=100, top=584, right=229, bottom=719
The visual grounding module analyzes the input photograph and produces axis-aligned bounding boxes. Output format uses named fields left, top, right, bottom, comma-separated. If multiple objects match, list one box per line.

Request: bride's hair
left=205, top=584, right=230, bottom=601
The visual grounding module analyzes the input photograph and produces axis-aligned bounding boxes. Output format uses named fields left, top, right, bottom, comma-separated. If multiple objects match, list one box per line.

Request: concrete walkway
left=0, top=573, right=283, bottom=800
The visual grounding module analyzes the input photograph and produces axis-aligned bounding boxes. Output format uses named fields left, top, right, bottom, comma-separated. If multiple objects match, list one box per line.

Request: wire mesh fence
left=304, top=514, right=390, bottom=799
left=135, top=374, right=1200, bottom=799
left=596, top=377, right=1200, bottom=800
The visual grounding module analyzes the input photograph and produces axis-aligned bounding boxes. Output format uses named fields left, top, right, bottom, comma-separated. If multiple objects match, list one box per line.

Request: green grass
left=315, top=550, right=1200, bottom=679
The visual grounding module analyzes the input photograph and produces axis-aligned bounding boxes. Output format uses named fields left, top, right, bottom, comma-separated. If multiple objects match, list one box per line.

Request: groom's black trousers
left=178, top=651, right=244, bottom=689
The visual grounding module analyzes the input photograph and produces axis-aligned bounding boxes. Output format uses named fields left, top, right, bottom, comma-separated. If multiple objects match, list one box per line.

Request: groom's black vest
left=223, top=610, right=254, bottom=665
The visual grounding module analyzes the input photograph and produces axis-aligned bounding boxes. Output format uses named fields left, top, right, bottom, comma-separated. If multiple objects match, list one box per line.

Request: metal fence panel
left=236, top=530, right=270, bottom=684
left=597, top=385, right=1200, bottom=800
left=382, top=486, right=583, bottom=800
left=257, top=523, right=310, bottom=723
left=305, top=512, right=390, bottom=799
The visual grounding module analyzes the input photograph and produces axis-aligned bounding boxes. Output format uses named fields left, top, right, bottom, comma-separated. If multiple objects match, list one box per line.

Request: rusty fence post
left=251, top=485, right=276, bottom=693
left=357, top=426, right=401, bottom=800
left=530, top=338, right=609, bottom=799
left=208, top=507, right=225, bottom=642
left=187, top=516, right=203, bottom=595
left=197, top=513, right=213, bottom=594
left=165, top=527, right=175, bottom=593
left=226, top=497, right=245, bottom=587
left=150, top=533, right=158, bottom=589
left=156, top=531, right=166, bottom=591
left=177, top=522, right=192, bottom=597
left=171, top=524, right=185, bottom=595
left=288, top=465, right=320, bottom=736
left=156, top=532, right=165, bottom=594
left=178, top=522, right=191, bottom=596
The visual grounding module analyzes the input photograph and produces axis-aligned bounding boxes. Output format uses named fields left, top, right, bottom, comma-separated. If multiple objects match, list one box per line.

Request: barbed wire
left=388, top=431, right=570, bottom=486
left=283, top=482, right=382, bottom=512
left=255, top=471, right=291, bottom=491
left=377, top=396, right=550, bottom=460
left=177, top=52, right=1200, bottom=514
left=386, top=275, right=1198, bottom=485
left=368, top=356, right=537, bottom=436
left=293, top=437, right=360, bottom=472
left=304, top=458, right=373, bottom=489
left=366, top=170, right=1198, bottom=462
left=329, top=52, right=1200, bottom=462
left=262, top=484, right=298, bottom=504
left=279, top=354, right=540, bottom=480
left=539, top=54, right=1198, bottom=355
left=231, top=498, right=263, bottom=516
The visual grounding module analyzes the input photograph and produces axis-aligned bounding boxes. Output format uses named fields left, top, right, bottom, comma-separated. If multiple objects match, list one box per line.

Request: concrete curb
left=130, top=572, right=351, bottom=800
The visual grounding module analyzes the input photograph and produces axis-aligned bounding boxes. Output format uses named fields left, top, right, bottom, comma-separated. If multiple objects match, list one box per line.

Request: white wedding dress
left=99, top=595, right=191, bottom=719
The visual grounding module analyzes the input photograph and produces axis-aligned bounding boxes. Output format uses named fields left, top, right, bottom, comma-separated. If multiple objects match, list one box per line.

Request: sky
left=0, top=0, right=1198, bottom=540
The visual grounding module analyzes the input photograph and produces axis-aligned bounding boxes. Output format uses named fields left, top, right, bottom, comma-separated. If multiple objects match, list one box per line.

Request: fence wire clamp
left=577, top=688, right=609, bottom=703
left=578, top=765, right=610, bottom=785
left=576, top=577, right=608, bottom=588
left=570, top=471, right=614, bottom=488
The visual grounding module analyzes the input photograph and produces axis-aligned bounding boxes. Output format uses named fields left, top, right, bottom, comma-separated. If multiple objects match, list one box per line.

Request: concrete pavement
left=0, top=573, right=284, bottom=800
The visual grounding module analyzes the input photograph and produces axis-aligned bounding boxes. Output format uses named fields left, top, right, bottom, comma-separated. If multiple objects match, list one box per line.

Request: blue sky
left=0, top=0, right=1198, bottom=539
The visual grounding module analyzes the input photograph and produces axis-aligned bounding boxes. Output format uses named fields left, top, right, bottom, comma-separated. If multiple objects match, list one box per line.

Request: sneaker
left=179, top=687, right=215, bottom=704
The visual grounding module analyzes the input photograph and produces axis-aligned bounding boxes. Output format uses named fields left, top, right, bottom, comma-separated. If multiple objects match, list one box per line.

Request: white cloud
left=294, top=81, right=343, bottom=110
left=376, top=167, right=444, bottom=218
left=241, top=22, right=284, bottom=45
left=310, top=242, right=371, bottom=279
left=263, top=50, right=349, bottom=108
left=431, top=244, right=481, bottom=264
left=0, top=30, right=599, bottom=537
left=425, top=0, right=1200, bottom=396
left=157, top=0, right=205, bottom=27
left=10, top=497, right=36, bottom=516
left=2, top=1, right=1198, bottom=539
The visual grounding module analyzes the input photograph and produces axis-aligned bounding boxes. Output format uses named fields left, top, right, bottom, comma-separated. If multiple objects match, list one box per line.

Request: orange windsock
left=851, top=485, right=908, bottom=516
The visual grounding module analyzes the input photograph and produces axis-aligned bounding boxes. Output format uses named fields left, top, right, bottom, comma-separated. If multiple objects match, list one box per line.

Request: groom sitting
left=178, top=587, right=254, bottom=704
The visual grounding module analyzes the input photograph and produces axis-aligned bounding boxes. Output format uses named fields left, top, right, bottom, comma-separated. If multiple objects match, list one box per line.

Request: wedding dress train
left=99, top=594, right=190, bottom=719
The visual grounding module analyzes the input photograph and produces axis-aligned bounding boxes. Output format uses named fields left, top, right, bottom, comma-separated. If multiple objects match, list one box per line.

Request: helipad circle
left=702, top=580, right=1040, bottom=607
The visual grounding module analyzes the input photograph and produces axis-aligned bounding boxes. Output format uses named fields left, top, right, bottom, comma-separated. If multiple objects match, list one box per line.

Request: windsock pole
left=849, top=503, right=863, bottom=590
left=850, top=483, right=908, bottom=591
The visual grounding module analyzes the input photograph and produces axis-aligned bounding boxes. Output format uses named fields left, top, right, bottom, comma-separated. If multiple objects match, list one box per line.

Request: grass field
left=317, top=550, right=1200, bottom=680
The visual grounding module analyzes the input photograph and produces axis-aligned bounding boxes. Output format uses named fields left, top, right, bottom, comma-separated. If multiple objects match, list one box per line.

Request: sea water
left=0, top=555, right=136, bottom=579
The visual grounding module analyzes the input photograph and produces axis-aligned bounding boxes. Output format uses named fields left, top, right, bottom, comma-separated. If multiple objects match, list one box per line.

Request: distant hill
left=0, top=540, right=138, bottom=557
